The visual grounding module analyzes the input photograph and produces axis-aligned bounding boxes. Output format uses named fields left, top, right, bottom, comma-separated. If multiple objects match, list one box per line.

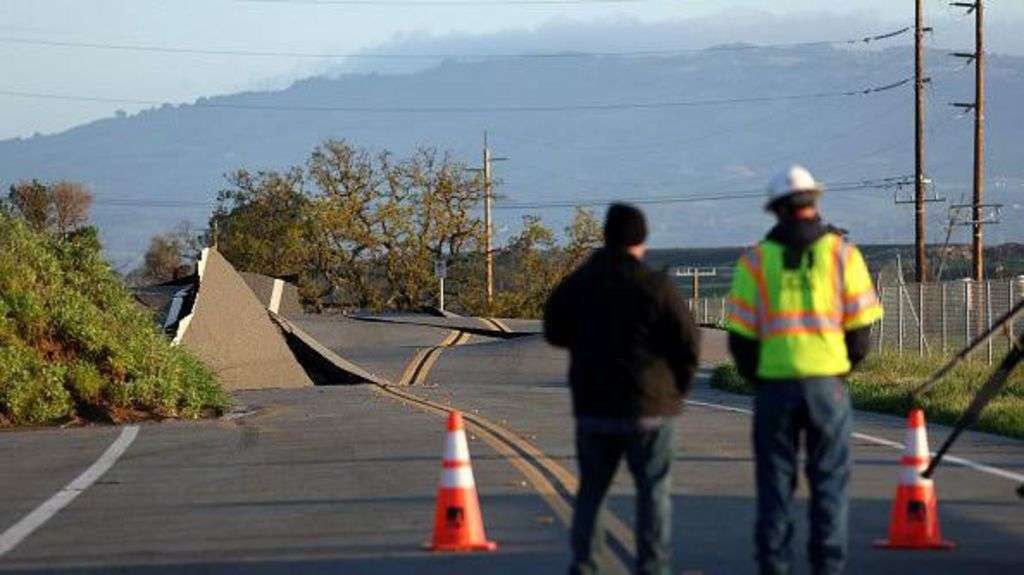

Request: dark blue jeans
left=753, top=377, right=852, bottom=575
left=570, top=421, right=674, bottom=575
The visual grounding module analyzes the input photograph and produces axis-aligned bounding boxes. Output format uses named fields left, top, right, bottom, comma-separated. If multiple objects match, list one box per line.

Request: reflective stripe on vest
left=742, top=235, right=847, bottom=338
left=740, top=246, right=770, bottom=330
left=726, top=296, right=758, bottom=332
left=749, top=233, right=855, bottom=378
left=843, top=289, right=881, bottom=318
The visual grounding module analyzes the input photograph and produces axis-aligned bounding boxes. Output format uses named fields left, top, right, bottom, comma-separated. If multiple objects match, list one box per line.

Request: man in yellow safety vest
left=725, top=165, right=883, bottom=575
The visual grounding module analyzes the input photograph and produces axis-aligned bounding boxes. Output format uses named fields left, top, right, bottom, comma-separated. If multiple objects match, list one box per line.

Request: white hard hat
left=765, top=165, right=823, bottom=209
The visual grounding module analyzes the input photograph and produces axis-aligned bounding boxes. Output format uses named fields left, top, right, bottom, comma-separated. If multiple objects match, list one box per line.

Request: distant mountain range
left=1, top=45, right=1022, bottom=267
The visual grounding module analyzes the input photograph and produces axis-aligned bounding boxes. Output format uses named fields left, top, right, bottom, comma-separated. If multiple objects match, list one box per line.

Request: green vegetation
left=478, top=211, right=602, bottom=319
left=710, top=354, right=1024, bottom=438
left=0, top=214, right=225, bottom=427
left=213, top=139, right=601, bottom=317
left=126, top=221, right=205, bottom=286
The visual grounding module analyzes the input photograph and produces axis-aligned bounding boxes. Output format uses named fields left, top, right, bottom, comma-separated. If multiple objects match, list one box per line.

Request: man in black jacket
left=544, top=203, right=700, bottom=575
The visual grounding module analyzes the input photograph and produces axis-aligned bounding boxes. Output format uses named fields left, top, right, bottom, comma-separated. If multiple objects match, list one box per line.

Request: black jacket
left=728, top=217, right=872, bottom=380
left=544, top=248, right=701, bottom=418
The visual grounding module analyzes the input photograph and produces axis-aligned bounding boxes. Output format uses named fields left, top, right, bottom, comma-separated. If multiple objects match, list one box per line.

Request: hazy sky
left=2, top=0, right=1023, bottom=139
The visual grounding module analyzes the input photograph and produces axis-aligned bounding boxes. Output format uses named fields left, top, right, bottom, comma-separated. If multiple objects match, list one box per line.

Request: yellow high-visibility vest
left=725, top=232, right=883, bottom=379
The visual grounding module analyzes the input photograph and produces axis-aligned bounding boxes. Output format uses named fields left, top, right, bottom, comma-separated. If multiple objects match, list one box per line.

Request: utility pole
left=914, top=0, right=928, bottom=282
left=897, top=3, right=937, bottom=280
left=951, top=0, right=985, bottom=281
left=972, top=0, right=985, bottom=282
left=671, top=267, right=717, bottom=311
left=483, top=133, right=493, bottom=306
left=472, top=132, right=507, bottom=307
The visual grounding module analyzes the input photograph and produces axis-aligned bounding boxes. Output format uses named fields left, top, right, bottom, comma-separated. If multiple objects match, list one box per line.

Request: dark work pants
left=569, top=422, right=674, bottom=575
left=753, top=377, right=852, bottom=575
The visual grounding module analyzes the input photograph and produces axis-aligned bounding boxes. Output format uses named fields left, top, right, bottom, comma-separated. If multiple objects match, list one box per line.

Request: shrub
left=0, top=215, right=226, bottom=426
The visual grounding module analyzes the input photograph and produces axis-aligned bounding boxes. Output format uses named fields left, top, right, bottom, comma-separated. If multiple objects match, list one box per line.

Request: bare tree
left=7, top=179, right=93, bottom=237
left=51, top=181, right=93, bottom=238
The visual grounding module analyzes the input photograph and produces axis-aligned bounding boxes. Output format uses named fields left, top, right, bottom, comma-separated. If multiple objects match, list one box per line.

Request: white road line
left=0, top=425, right=140, bottom=557
left=685, top=398, right=1024, bottom=484
left=939, top=454, right=1024, bottom=483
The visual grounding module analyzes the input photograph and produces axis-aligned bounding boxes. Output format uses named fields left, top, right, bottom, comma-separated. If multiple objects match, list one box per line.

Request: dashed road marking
left=0, top=425, right=140, bottom=557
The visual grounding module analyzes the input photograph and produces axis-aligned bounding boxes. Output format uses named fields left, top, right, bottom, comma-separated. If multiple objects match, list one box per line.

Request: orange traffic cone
left=428, top=411, right=497, bottom=552
left=875, top=408, right=955, bottom=550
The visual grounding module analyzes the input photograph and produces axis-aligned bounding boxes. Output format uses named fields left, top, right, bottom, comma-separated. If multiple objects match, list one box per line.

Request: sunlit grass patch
left=710, top=352, right=1024, bottom=439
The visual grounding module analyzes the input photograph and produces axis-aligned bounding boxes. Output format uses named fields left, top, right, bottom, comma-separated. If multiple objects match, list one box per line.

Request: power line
left=674, top=94, right=912, bottom=195
left=0, top=27, right=911, bottom=60
left=507, top=65, right=912, bottom=186
left=491, top=177, right=915, bottom=209
left=88, top=176, right=912, bottom=211
left=823, top=98, right=962, bottom=181
left=0, top=76, right=912, bottom=114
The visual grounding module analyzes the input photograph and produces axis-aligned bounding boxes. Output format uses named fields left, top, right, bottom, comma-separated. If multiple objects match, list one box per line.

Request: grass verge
left=0, top=216, right=226, bottom=427
left=710, top=353, right=1024, bottom=439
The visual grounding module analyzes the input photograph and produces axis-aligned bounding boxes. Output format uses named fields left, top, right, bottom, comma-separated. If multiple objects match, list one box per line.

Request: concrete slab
left=353, top=313, right=541, bottom=337
left=289, top=313, right=470, bottom=384
left=239, top=273, right=303, bottom=318
left=179, top=250, right=312, bottom=390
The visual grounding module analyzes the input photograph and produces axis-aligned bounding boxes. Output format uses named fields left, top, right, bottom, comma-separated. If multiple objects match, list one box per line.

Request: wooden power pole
left=475, top=132, right=507, bottom=307
left=952, top=1, right=986, bottom=281
left=914, top=0, right=928, bottom=283
left=671, top=267, right=717, bottom=313
left=971, top=0, right=985, bottom=281
left=483, top=133, right=493, bottom=306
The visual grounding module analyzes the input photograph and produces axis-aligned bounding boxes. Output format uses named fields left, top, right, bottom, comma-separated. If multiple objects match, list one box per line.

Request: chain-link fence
left=688, top=276, right=1024, bottom=364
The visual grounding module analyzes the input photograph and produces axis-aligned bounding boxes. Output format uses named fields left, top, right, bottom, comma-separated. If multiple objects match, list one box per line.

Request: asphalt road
left=1, top=314, right=1022, bottom=574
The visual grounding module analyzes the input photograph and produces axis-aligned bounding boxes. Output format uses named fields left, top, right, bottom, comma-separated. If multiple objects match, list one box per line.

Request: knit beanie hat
left=603, top=203, right=648, bottom=249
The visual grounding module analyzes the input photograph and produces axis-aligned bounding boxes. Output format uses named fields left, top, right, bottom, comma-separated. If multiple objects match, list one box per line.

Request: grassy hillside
left=0, top=215, right=225, bottom=427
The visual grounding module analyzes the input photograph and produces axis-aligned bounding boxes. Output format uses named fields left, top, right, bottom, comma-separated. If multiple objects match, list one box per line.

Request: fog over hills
left=1, top=23, right=1022, bottom=267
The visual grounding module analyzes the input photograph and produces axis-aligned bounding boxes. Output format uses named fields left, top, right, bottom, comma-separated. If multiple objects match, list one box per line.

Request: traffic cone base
left=429, top=487, right=498, bottom=551
left=874, top=484, right=955, bottom=550
left=875, top=409, right=955, bottom=551
left=427, top=411, right=497, bottom=553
